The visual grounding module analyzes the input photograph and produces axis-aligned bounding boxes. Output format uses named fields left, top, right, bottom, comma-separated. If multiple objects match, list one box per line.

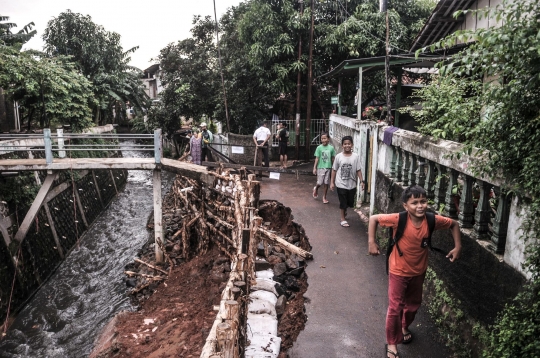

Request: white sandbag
left=252, top=278, right=278, bottom=296
left=245, top=334, right=281, bottom=358
left=250, top=290, right=278, bottom=306
left=246, top=313, right=278, bottom=336
left=249, top=297, right=277, bottom=317
left=256, top=269, right=274, bottom=280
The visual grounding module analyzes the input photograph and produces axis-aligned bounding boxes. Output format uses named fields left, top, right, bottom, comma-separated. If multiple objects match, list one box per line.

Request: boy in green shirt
left=312, top=133, right=336, bottom=204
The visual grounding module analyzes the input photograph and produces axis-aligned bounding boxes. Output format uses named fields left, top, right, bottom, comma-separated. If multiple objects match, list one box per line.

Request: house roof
left=410, top=0, right=476, bottom=51
left=320, top=45, right=463, bottom=77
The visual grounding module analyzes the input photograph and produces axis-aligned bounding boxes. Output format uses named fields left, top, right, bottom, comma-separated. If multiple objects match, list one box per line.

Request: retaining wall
left=0, top=128, right=128, bottom=323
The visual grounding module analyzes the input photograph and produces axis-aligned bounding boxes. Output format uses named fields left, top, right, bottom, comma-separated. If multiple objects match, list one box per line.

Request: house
left=141, top=64, right=163, bottom=100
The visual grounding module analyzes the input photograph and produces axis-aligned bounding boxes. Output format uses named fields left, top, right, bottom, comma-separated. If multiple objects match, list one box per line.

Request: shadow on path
left=260, top=163, right=451, bottom=358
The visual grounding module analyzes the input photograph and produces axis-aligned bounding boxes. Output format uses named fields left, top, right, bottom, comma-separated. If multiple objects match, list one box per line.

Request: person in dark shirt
left=276, top=121, right=289, bottom=168
left=200, top=122, right=213, bottom=162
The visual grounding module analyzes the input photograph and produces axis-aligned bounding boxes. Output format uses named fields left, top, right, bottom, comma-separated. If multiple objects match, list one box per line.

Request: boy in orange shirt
left=367, top=185, right=462, bottom=358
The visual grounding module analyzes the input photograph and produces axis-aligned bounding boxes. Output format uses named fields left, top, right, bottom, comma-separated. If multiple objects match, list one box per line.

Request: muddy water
left=0, top=142, right=174, bottom=358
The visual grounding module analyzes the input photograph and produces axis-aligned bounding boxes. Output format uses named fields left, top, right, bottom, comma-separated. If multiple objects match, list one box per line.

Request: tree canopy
left=149, top=0, right=435, bottom=134
left=43, top=10, right=150, bottom=125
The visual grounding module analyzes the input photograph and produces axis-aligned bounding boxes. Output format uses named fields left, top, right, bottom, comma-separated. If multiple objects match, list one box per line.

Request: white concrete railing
left=328, top=114, right=530, bottom=277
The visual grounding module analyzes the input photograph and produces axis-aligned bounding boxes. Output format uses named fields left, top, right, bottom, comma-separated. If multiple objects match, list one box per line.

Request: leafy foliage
left=411, top=1, right=540, bottom=356
left=0, top=47, right=95, bottom=130
left=0, top=15, right=36, bottom=49
left=43, top=10, right=151, bottom=124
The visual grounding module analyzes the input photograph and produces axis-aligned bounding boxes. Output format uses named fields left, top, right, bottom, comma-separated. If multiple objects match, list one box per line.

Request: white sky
left=3, top=0, right=243, bottom=70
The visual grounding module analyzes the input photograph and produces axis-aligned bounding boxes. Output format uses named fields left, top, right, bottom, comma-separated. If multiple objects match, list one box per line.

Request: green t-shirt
left=314, top=144, right=336, bottom=169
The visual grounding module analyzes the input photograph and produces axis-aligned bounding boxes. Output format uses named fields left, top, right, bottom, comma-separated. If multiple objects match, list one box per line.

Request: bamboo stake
left=134, top=258, right=169, bottom=275
left=257, top=227, right=313, bottom=260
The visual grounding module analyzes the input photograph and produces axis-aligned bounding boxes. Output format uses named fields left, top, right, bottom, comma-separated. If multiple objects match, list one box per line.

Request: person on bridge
left=312, top=133, right=336, bottom=204
left=189, top=128, right=202, bottom=165
left=367, top=185, right=462, bottom=358
left=275, top=121, right=289, bottom=168
left=200, top=122, right=213, bottom=163
left=329, top=136, right=364, bottom=227
left=253, top=121, right=271, bottom=167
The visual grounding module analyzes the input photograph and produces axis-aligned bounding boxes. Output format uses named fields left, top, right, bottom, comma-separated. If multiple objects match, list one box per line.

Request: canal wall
left=0, top=127, right=127, bottom=324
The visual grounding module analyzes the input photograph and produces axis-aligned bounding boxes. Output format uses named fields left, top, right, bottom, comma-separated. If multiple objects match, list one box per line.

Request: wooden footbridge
left=0, top=127, right=212, bottom=262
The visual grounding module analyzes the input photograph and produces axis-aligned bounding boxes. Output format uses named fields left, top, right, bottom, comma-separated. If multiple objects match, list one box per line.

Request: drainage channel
left=0, top=141, right=174, bottom=358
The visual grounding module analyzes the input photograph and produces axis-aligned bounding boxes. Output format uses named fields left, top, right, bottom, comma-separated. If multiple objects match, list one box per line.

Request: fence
left=270, top=119, right=327, bottom=147
left=0, top=127, right=163, bottom=164
left=328, top=114, right=528, bottom=277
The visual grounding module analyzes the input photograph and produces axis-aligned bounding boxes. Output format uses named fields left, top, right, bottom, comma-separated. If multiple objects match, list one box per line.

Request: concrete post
left=44, top=128, right=53, bottom=164
left=153, top=168, right=164, bottom=263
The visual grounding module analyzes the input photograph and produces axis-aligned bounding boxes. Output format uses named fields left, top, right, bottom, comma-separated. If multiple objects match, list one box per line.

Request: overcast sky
left=3, top=0, right=243, bottom=70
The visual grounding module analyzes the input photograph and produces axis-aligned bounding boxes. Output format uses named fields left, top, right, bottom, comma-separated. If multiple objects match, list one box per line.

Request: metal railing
left=270, top=119, right=328, bottom=147
left=0, top=129, right=163, bottom=164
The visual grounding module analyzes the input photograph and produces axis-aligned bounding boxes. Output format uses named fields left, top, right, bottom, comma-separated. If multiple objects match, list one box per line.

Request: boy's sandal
left=402, top=330, right=413, bottom=344
left=312, top=186, right=318, bottom=199
left=385, top=344, right=400, bottom=358
left=323, top=198, right=329, bottom=204
left=340, top=220, right=349, bottom=227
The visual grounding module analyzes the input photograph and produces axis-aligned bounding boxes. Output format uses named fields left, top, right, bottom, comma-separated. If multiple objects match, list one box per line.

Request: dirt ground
left=91, top=199, right=310, bottom=358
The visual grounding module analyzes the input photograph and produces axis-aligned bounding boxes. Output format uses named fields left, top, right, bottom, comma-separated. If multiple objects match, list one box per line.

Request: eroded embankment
left=91, top=174, right=311, bottom=358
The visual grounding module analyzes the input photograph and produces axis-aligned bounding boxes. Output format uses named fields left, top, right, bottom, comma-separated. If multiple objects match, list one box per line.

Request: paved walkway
left=260, top=163, right=451, bottom=358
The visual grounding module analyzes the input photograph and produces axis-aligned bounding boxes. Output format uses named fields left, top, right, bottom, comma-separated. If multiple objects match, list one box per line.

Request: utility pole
left=305, top=0, right=314, bottom=160
left=381, top=0, right=392, bottom=125
left=213, top=0, right=231, bottom=133
left=295, top=0, right=304, bottom=160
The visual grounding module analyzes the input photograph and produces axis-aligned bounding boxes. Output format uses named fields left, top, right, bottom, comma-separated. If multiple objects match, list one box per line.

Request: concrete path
left=260, top=164, right=451, bottom=358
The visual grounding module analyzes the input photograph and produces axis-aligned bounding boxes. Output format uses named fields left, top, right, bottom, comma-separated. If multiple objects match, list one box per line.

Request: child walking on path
left=312, top=133, right=336, bottom=204
left=330, top=135, right=364, bottom=227
left=367, top=185, right=462, bottom=358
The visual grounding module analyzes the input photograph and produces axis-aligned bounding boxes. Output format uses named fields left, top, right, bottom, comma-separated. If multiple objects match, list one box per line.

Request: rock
left=275, top=295, right=287, bottom=317
left=274, top=282, right=286, bottom=297
left=273, top=262, right=287, bottom=277
left=172, top=244, right=181, bottom=253
left=257, top=242, right=265, bottom=257
left=223, top=262, right=231, bottom=272
left=126, top=278, right=137, bottom=288
left=272, top=246, right=283, bottom=254
left=214, top=256, right=229, bottom=265
left=285, top=258, right=298, bottom=270
left=289, top=266, right=304, bottom=277
left=284, top=276, right=300, bottom=292
left=274, top=252, right=287, bottom=262
left=209, top=270, right=228, bottom=283
left=255, top=259, right=271, bottom=271
left=267, top=255, right=283, bottom=265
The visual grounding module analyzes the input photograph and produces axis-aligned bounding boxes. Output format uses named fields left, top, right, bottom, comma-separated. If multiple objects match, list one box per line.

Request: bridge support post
left=153, top=168, right=164, bottom=263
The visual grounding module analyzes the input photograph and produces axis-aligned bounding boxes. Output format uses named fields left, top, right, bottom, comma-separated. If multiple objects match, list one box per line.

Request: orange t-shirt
left=378, top=213, right=453, bottom=277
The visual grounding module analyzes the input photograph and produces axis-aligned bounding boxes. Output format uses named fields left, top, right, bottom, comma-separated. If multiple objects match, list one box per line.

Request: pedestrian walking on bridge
left=253, top=121, right=271, bottom=167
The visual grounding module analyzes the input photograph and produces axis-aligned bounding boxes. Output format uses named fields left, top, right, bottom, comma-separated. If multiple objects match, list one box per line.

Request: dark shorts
left=336, top=187, right=356, bottom=210
left=279, top=142, right=288, bottom=155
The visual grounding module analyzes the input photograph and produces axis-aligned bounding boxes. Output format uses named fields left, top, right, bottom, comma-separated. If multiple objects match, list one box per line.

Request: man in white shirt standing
left=253, top=121, right=271, bottom=167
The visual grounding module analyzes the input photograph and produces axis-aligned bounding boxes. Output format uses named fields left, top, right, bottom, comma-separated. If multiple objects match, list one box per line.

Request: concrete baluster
left=396, top=148, right=403, bottom=182
left=389, top=146, right=397, bottom=179
left=402, top=151, right=410, bottom=186
left=433, top=164, right=447, bottom=211
left=491, top=188, right=512, bottom=254
left=409, top=154, right=417, bottom=186
left=417, top=156, right=426, bottom=188
left=471, top=180, right=492, bottom=240
left=444, top=169, right=459, bottom=219
left=458, top=175, right=475, bottom=228
left=154, top=129, right=162, bottom=164
left=425, top=160, right=436, bottom=199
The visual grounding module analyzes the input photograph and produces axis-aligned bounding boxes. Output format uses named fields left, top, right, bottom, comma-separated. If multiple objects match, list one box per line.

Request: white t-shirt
left=253, top=126, right=271, bottom=142
left=332, top=152, right=362, bottom=190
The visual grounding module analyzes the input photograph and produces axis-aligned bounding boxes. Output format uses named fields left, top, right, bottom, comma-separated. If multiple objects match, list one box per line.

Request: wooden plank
left=14, top=173, right=58, bottom=242
left=202, top=161, right=313, bottom=176
left=161, top=158, right=214, bottom=186
left=0, top=158, right=156, bottom=172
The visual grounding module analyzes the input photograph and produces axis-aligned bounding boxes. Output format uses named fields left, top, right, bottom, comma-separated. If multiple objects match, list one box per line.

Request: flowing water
left=0, top=142, right=174, bottom=358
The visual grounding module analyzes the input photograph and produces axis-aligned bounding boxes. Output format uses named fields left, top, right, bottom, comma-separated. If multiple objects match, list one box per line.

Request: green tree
left=43, top=10, right=150, bottom=125
left=0, top=47, right=95, bottom=130
left=0, top=15, right=36, bottom=49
